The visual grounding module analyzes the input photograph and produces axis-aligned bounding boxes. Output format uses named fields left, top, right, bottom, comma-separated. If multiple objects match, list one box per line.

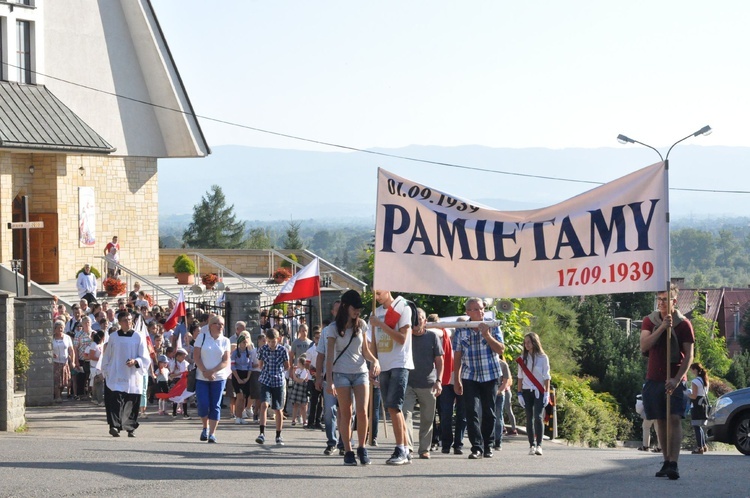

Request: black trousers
left=307, top=379, right=323, bottom=426
left=104, top=383, right=140, bottom=433
left=463, top=378, right=498, bottom=453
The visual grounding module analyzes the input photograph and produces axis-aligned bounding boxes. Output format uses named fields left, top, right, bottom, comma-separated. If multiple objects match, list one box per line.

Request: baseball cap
left=340, top=290, right=364, bottom=309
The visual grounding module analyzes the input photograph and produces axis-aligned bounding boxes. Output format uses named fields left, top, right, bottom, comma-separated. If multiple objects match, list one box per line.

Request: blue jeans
left=322, top=380, right=340, bottom=448
left=196, top=379, right=227, bottom=421
left=522, top=389, right=545, bottom=446
left=494, top=389, right=506, bottom=445
left=371, top=385, right=381, bottom=439
left=438, top=383, right=466, bottom=450
left=693, top=424, right=706, bottom=448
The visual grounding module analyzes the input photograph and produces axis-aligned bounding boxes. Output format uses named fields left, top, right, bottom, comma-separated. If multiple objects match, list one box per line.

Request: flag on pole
left=273, top=258, right=321, bottom=304
left=164, top=288, right=186, bottom=331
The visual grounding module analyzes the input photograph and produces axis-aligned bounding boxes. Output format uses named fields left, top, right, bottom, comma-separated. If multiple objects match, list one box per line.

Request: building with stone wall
left=0, top=1, right=208, bottom=429
left=0, top=1, right=208, bottom=284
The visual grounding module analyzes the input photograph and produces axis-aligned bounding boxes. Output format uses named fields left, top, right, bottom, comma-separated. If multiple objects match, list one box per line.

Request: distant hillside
left=158, top=144, right=750, bottom=222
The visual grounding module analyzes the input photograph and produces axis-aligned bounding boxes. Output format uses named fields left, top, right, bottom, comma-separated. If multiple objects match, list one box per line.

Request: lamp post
left=10, top=259, right=23, bottom=296
left=616, top=125, right=711, bottom=460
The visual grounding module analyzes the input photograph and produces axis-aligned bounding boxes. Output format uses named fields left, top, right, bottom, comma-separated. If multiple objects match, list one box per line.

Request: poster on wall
left=79, top=186, right=96, bottom=247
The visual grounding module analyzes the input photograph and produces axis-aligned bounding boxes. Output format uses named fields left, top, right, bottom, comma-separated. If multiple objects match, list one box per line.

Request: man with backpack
left=370, top=290, right=415, bottom=465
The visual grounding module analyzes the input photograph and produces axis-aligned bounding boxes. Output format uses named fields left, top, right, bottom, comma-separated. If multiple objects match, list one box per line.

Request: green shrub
left=281, top=253, right=299, bottom=268
left=14, top=340, right=31, bottom=377
left=75, top=266, right=101, bottom=279
left=553, top=373, right=631, bottom=447
left=172, top=254, right=196, bottom=274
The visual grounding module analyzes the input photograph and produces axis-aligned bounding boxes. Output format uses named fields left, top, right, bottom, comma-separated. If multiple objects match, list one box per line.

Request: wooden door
left=29, top=213, right=59, bottom=284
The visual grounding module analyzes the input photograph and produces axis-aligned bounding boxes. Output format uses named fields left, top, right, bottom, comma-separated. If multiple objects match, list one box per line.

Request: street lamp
left=10, top=259, right=23, bottom=296
left=617, top=125, right=712, bottom=163
left=616, top=125, right=712, bottom=454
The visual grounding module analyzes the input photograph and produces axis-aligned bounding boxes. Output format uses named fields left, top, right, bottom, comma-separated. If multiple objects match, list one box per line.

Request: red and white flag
left=273, top=258, right=320, bottom=304
left=164, top=288, right=186, bottom=331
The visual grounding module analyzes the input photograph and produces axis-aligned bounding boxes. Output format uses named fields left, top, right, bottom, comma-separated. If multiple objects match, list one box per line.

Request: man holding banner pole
left=639, top=284, right=694, bottom=480
left=370, top=290, right=414, bottom=465
left=454, top=298, right=505, bottom=460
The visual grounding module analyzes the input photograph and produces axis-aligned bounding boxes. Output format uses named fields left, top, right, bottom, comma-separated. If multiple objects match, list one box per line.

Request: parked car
left=706, top=386, right=750, bottom=455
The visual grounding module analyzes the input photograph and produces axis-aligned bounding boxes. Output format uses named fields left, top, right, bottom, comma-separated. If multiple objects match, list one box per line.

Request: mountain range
left=158, top=144, right=750, bottom=224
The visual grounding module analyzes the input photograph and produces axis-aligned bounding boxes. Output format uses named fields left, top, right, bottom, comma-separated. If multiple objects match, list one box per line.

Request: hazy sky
left=152, top=0, right=750, bottom=153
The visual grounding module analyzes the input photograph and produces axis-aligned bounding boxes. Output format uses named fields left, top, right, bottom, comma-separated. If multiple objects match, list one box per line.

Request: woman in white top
left=52, top=320, right=75, bottom=403
left=194, top=315, right=231, bottom=443
left=325, top=290, right=380, bottom=466
left=517, top=332, right=551, bottom=456
left=688, top=362, right=710, bottom=454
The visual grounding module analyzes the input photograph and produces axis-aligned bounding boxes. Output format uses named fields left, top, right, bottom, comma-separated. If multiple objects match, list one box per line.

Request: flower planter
left=176, top=272, right=194, bottom=285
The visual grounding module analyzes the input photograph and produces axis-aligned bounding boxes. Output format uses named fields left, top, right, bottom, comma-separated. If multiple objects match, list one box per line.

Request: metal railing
left=98, top=257, right=176, bottom=303
left=189, top=252, right=273, bottom=297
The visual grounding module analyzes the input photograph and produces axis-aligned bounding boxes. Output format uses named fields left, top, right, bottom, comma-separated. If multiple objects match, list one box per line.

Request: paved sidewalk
left=0, top=401, right=747, bottom=497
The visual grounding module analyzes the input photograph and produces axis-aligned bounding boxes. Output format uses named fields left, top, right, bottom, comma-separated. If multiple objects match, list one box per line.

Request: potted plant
left=201, top=273, right=219, bottom=289
left=272, top=267, right=292, bottom=284
left=103, top=277, right=127, bottom=296
left=14, top=339, right=31, bottom=393
left=173, top=254, right=196, bottom=285
left=281, top=253, right=298, bottom=269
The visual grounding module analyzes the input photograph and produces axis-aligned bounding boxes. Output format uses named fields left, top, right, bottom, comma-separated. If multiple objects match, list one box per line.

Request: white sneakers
left=528, top=446, right=536, bottom=456
left=535, top=446, right=543, bottom=456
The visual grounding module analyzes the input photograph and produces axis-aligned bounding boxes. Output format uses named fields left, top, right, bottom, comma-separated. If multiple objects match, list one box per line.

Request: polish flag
left=273, top=258, right=320, bottom=305
left=164, top=288, right=186, bottom=331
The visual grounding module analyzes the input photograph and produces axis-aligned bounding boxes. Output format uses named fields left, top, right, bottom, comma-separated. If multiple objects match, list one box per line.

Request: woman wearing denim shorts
left=325, top=290, right=381, bottom=466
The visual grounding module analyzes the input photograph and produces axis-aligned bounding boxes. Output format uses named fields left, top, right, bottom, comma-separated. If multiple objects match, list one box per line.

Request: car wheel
left=732, top=413, right=750, bottom=456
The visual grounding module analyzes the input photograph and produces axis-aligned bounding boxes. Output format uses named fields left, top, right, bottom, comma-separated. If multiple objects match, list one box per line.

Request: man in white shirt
left=76, top=264, right=98, bottom=305
left=370, top=290, right=414, bottom=465
left=101, top=311, right=151, bottom=438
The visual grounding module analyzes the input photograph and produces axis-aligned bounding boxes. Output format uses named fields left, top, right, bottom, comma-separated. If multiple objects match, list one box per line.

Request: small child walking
left=256, top=328, right=290, bottom=446
left=289, top=355, right=310, bottom=426
left=156, top=355, right=170, bottom=415
left=170, top=348, right=191, bottom=419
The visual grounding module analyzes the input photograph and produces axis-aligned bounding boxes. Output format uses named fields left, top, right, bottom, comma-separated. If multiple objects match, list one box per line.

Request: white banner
left=373, top=162, right=668, bottom=298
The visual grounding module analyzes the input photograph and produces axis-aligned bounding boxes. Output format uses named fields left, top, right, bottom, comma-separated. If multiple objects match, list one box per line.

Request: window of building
left=16, top=19, right=30, bottom=83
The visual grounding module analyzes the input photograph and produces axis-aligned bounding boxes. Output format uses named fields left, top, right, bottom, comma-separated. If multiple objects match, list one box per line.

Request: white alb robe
left=101, top=330, right=151, bottom=394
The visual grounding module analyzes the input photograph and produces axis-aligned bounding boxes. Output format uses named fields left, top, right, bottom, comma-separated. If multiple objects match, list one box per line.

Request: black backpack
left=400, top=297, right=420, bottom=329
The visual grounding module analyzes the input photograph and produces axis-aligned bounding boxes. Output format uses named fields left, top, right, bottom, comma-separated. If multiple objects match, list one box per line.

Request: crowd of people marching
left=51, top=273, right=554, bottom=465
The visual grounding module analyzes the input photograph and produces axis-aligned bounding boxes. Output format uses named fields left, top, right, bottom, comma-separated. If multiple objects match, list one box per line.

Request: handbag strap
left=333, top=328, right=357, bottom=366
left=516, top=356, right=545, bottom=394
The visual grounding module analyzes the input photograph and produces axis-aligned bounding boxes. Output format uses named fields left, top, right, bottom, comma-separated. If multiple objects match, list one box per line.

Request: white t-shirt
left=52, top=335, right=74, bottom=364
left=692, top=377, right=707, bottom=397
left=373, top=296, right=414, bottom=371
left=295, top=367, right=311, bottom=383
left=195, top=332, right=231, bottom=381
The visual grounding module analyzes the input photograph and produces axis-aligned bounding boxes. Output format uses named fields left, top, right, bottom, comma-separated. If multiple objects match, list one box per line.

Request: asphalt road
left=1, top=402, right=748, bottom=497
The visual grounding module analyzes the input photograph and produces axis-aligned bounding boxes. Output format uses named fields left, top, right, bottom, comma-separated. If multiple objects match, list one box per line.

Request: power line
left=14, top=64, right=750, bottom=195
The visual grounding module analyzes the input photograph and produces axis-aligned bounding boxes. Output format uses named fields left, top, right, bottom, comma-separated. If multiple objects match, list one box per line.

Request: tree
left=182, top=185, right=246, bottom=248
left=246, top=227, right=272, bottom=249
left=671, top=228, right=716, bottom=271
left=282, top=220, right=305, bottom=250
left=692, top=312, right=731, bottom=377
left=521, top=297, right=580, bottom=375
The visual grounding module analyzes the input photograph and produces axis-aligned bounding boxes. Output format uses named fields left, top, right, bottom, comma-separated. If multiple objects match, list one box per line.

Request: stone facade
left=0, top=292, right=24, bottom=431
left=0, top=151, right=159, bottom=282
left=15, top=297, right=55, bottom=407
